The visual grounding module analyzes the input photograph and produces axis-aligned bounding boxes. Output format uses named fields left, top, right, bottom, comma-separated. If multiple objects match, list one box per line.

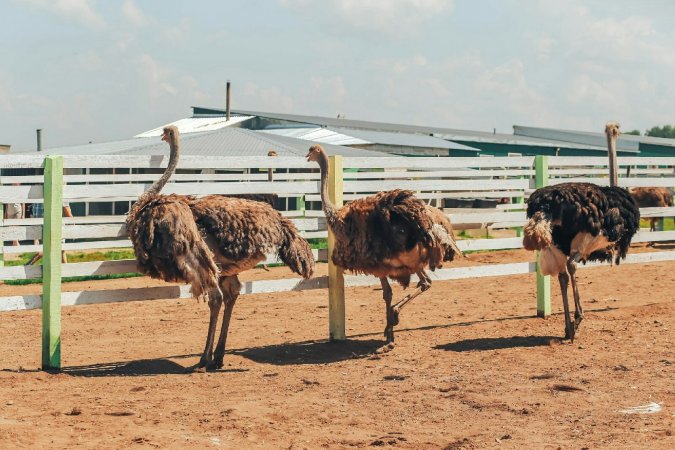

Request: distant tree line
left=624, top=125, right=675, bottom=138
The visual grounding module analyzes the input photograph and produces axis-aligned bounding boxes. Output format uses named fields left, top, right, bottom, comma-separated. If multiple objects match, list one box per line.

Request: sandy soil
left=0, top=247, right=673, bottom=449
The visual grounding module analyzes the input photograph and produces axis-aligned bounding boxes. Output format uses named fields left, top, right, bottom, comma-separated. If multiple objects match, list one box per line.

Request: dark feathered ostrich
left=523, top=122, right=640, bottom=341
left=126, top=126, right=315, bottom=370
left=630, top=187, right=673, bottom=232
left=306, top=145, right=461, bottom=351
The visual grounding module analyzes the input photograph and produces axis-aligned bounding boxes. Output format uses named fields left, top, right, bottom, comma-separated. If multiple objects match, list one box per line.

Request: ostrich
left=630, top=187, right=673, bottom=232
left=306, top=145, right=462, bottom=351
left=126, top=126, right=315, bottom=370
left=522, top=122, right=640, bottom=341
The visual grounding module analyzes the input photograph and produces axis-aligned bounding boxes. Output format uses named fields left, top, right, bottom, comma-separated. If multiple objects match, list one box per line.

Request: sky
left=2, top=0, right=675, bottom=150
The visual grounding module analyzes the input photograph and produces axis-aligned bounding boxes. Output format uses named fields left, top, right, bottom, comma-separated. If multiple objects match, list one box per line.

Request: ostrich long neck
left=317, top=151, right=344, bottom=235
left=606, top=131, right=618, bottom=187
left=145, top=138, right=179, bottom=197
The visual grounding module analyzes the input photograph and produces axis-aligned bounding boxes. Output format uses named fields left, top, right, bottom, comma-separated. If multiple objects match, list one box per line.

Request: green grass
left=641, top=218, right=675, bottom=231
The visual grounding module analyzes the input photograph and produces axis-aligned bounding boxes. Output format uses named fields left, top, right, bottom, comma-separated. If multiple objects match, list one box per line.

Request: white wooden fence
left=1, top=154, right=674, bottom=368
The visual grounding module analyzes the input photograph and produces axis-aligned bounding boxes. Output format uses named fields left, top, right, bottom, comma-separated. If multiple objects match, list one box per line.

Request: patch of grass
left=641, top=218, right=674, bottom=231
left=307, top=238, right=327, bottom=249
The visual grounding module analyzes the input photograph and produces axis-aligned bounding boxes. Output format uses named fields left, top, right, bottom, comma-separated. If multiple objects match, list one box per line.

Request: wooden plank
left=344, top=156, right=536, bottom=169
left=344, top=169, right=534, bottom=179
left=549, top=177, right=675, bottom=188
left=60, top=155, right=314, bottom=170
left=0, top=154, right=46, bottom=169
left=449, top=211, right=526, bottom=225
left=0, top=265, right=42, bottom=280
left=306, top=190, right=527, bottom=202
left=549, top=156, right=675, bottom=167
left=42, top=156, right=63, bottom=370
left=456, top=237, right=523, bottom=252
left=639, top=206, right=675, bottom=218
left=344, top=178, right=531, bottom=192
left=0, top=184, right=43, bottom=202
left=327, top=155, right=345, bottom=341
left=61, top=180, right=319, bottom=200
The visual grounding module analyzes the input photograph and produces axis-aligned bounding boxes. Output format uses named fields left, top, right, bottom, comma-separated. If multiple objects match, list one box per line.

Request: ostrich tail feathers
left=278, top=219, right=315, bottom=279
left=522, top=211, right=552, bottom=251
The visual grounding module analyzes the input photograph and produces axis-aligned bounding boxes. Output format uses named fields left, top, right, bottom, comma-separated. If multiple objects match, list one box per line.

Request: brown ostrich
left=522, top=122, right=640, bottom=341
left=126, top=126, right=315, bottom=370
left=629, top=187, right=673, bottom=232
left=306, top=145, right=462, bottom=351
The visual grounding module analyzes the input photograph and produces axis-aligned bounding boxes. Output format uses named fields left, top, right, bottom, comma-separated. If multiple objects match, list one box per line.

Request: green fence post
left=534, top=155, right=551, bottom=318
left=42, top=156, right=64, bottom=370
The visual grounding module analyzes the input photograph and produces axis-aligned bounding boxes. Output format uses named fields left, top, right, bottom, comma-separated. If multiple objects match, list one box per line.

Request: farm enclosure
left=0, top=153, right=673, bottom=447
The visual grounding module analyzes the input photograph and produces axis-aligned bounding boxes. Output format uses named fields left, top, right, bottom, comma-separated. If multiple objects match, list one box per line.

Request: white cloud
left=241, top=82, right=294, bottom=112
left=280, top=0, right=454, bottom=35
left=310, top=76, right=347, bottom=104
left=13, top=0, right=106, bottom=29
left=121, top=0, right=150, bottom=27
left=138, top=54, right=177, bottom=98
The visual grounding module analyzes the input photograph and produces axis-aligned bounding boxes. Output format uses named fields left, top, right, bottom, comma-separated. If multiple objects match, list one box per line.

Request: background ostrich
left=523, top=122, right=640, bottom=341
left=306, top=145, right=461, bottom=351
left=127, top=126, right=315, bottom=370
left=630, top=187, right=673, bottom=232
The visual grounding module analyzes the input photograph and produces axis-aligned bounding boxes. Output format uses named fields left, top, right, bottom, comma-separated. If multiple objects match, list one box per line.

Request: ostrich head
left=268, top=150, right=278, bottom=157
left=605, top=121, right=621, bottom=138
left=305, top=144, right=326, bottom=163
left=161, top=125, right=180, bottom=146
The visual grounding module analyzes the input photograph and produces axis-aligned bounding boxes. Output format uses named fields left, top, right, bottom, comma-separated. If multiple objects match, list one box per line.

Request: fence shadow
left=233, top=338, right=382, bottom=365
left=435, top=335, right=560, bottom=352
left=61, top=358, right=196, bottom=377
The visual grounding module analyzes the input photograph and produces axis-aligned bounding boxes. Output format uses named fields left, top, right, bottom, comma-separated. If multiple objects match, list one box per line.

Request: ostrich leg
left=557, top=271, right=574, bottom=341
left=380, top=277, right=395, bottom=346
left=197, top=287, right=224, bottom=370
left=210, top=275, right=242, bottom=370
left=567, top=256, right=584, bottom=331
left=391, top=270, right=432, bottom=319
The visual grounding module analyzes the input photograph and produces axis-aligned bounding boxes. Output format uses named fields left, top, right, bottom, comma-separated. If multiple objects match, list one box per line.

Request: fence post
left=534, top=155, right=551, bottom=318
left=42, top=156, right=63, bottom=370
left=327, top=155, right=345, bottom=341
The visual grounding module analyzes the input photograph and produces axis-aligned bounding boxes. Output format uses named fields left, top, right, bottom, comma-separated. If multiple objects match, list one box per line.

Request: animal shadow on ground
left=60, top=356, right=247, bottom=377
left=435, top=335, right=559, bottom=352
left=233, top=338, right=382, bottom=365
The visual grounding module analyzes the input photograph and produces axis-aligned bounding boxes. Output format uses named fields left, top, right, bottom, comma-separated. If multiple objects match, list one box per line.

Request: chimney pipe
left=226, top=80, right=231, bottom=121
left=37, top=129, right=43, bottom=152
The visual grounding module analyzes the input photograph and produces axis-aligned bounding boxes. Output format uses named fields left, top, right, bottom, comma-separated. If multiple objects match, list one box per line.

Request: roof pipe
left=226, top=80, right=231, bottom=121
left=37, top=129, right=43, bottom=152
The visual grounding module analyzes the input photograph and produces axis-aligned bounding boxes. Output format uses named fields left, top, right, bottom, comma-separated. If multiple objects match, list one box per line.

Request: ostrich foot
left=564, top=327, right=576, bottom=343
left=208, top=356, right=225, bottom=371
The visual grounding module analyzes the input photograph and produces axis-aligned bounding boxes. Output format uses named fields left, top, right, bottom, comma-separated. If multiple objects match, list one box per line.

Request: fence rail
left=1, top=153, right=674, bottom=369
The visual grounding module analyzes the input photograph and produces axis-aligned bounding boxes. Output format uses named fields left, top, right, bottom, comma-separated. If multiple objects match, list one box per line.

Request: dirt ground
left=0, top=246, right=673, bottom=449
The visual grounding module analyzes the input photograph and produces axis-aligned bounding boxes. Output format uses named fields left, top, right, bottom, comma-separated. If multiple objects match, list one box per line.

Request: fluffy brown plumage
left=126, top=126, right=314, bottom=371
left=523, top=122, right=641, bottom=342
left=630, top=187, right=673, bottom=232
left=306, top=145, right=461, bottom=350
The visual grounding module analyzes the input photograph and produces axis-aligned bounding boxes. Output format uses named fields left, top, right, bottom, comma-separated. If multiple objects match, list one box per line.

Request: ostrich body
left=126, top=126, right=315, bottom=370
left=630, top=187, right=673, bottom=232
left=306, top=145, right=461, bottom=349
left=522, top=122, right=640, bottom=341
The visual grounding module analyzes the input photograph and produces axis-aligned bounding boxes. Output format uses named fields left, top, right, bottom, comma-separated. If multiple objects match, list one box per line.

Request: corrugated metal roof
left=514, top=125, right=675, bottom=151
left=14, top=127, right=390, bottom=158
left=261, top=126, right=480, bottom=151
left=135, top=115, right=254, bottom=138
left=203, top=108, right=620, bottom=152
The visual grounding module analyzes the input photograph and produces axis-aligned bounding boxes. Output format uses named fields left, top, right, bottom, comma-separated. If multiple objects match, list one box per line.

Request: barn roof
left=15, top=127, right=390, bottom=158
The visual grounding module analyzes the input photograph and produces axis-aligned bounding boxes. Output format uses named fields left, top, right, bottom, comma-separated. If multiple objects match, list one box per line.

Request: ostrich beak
left=161, top=130, right=169, bottom=142
left=305, top=150, right=312, bottom=160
